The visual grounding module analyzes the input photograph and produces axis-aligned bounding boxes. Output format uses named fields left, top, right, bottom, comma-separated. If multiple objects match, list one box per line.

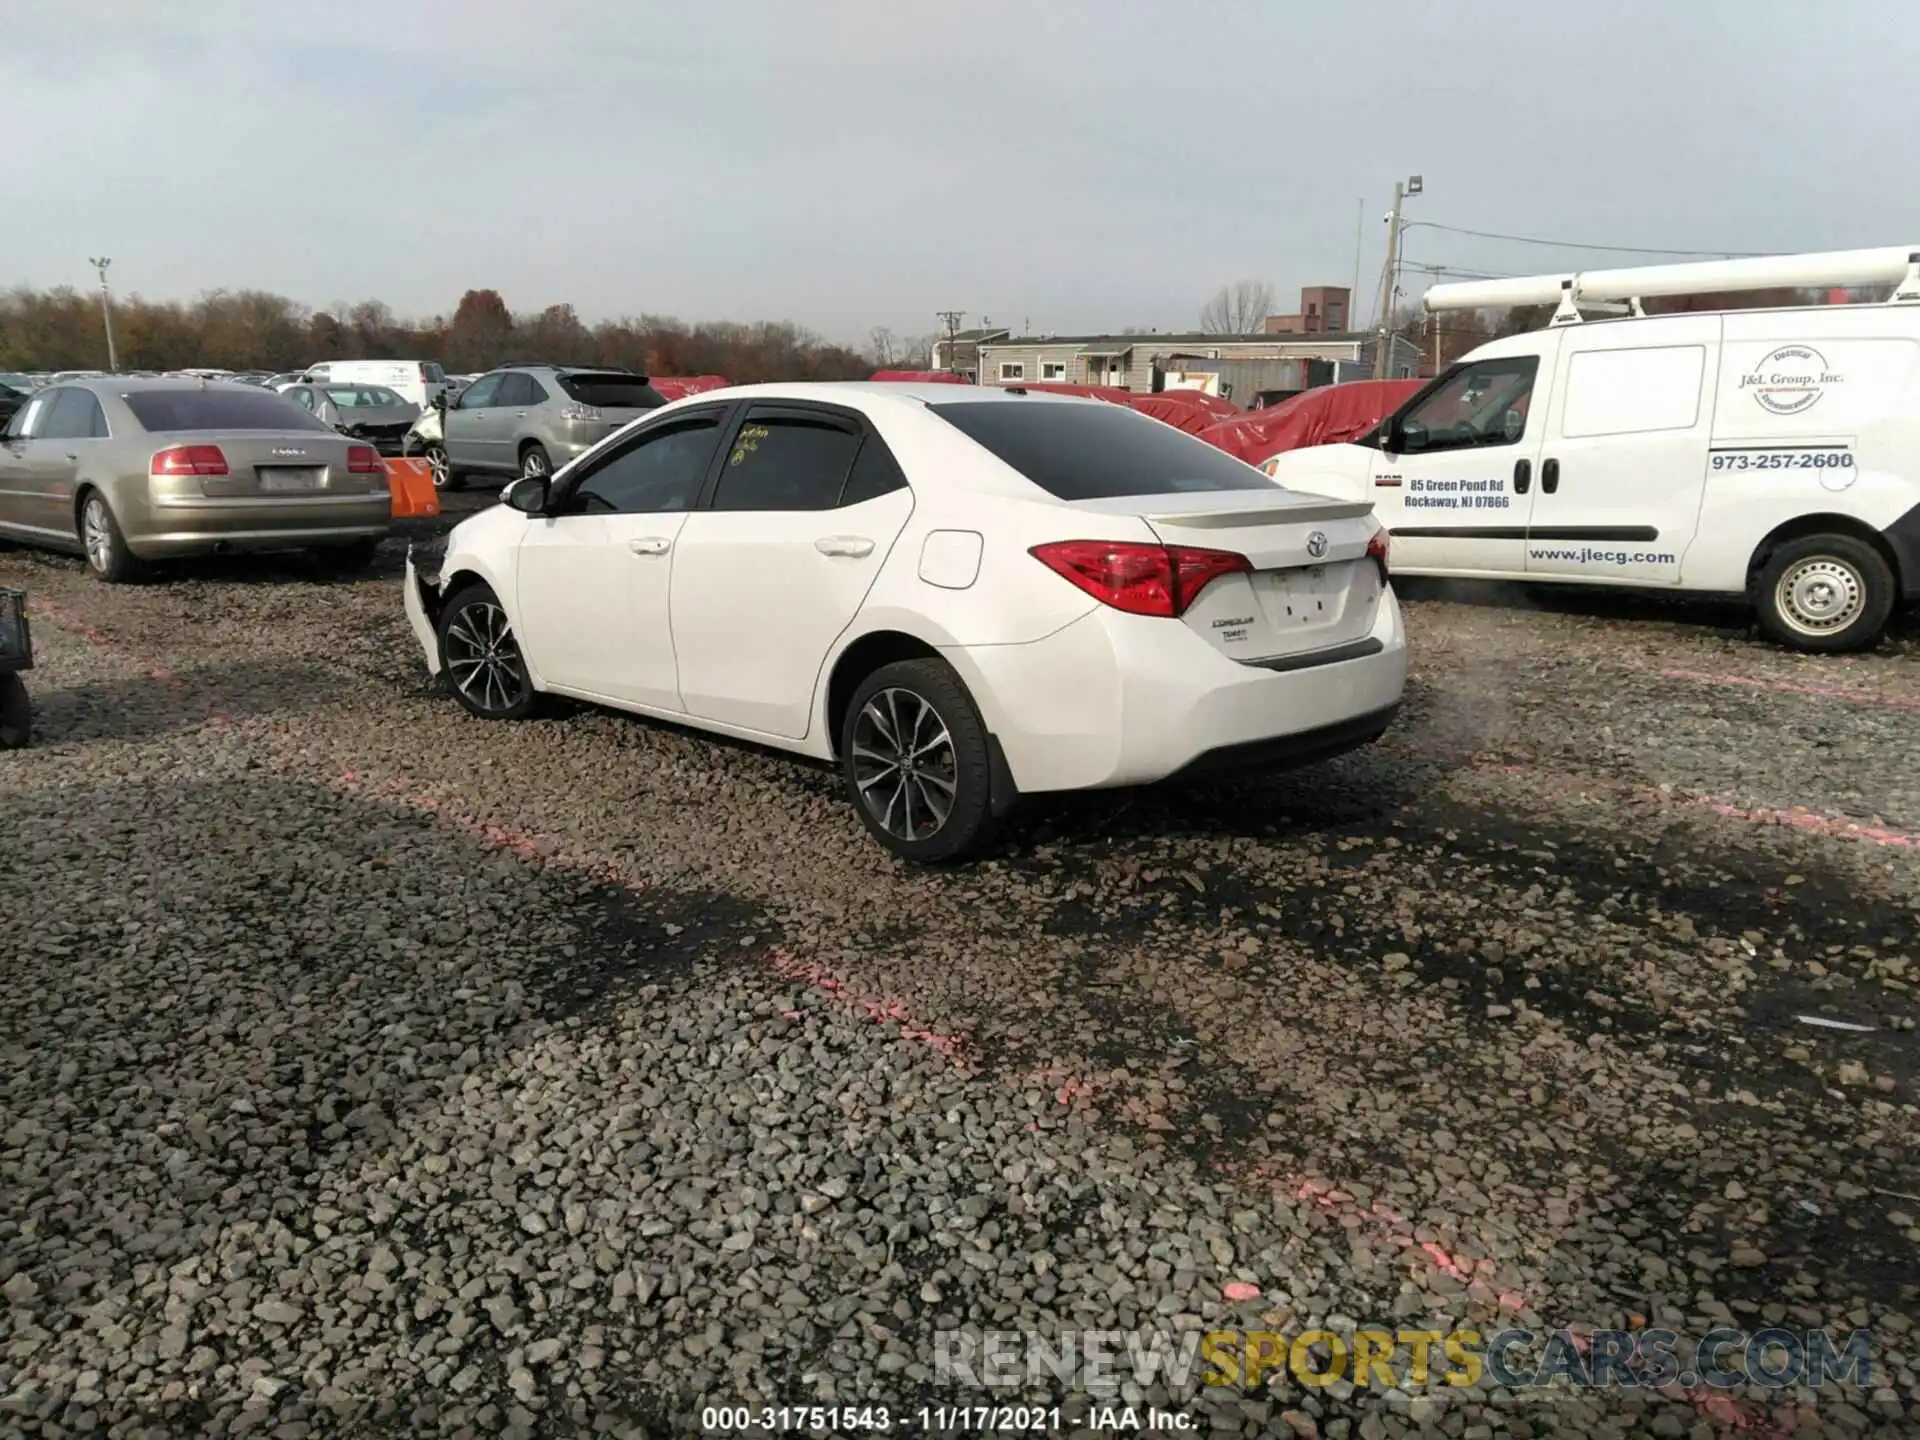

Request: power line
left=1407, top=221, right=1778, bottom=259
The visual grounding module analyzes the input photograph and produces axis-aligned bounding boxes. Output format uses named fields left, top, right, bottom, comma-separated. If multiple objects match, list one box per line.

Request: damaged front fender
left=403, top=545, right=445, bottom=677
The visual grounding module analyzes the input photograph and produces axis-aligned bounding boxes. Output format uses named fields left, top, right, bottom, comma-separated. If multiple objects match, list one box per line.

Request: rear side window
left=840, top=435, right=910, bottom=506
left=39, top=388, right=103, bottom=440
left=711, top=415, right=862, bottom=511
left=558, top=373, right=665, bottom=409
left=498, top=373, right=547, bottom=407
left=423, top=363, right=446, bottom=382
left=122, top=388, right=335, bottom=433
left=928, top=400, right=1276, bottom=500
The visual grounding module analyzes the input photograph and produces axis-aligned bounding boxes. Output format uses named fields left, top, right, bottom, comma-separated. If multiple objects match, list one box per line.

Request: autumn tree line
left=0, top=285, right=904, bottom=381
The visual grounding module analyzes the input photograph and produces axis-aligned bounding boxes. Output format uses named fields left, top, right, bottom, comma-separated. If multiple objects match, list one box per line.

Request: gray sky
left=5, top=0, right=1914, bottom=346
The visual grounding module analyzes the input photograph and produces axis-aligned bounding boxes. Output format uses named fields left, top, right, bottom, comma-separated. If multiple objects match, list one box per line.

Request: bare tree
left=868, top=326, right=898, bottom=366
left=1199, top=280, right=1276, bottom=334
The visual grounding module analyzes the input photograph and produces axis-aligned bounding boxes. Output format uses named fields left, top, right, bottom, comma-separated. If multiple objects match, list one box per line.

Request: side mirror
left=432, top=392, right=449, bottom=410
left=1397, top=420, right=1429, bottom=453
left=503, top=476, right=548, bottom=515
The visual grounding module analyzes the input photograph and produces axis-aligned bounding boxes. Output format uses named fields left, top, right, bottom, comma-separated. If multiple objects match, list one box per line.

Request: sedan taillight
left=1366, top=525, right=1390, bottom=579
left=150, top=445, right=229, bottom=476
left=1029, top=540, right=1251, bottom=618
left=347, top=445, right=384, bottom=473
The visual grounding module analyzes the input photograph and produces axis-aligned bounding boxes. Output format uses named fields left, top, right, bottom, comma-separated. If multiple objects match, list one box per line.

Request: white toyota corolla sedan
left=402, top=383, right=1408, bottom=861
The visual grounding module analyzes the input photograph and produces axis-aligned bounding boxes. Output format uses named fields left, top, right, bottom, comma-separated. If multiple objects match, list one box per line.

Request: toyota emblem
left=1306, top=531, right=1329, bottom=559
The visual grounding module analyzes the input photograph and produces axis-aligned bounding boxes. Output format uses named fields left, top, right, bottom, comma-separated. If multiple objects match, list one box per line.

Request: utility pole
left=1371, top=175, right=1420, bottom=379
left=1349, top=197, right=1364, bottom=326
left=89, top=256, right=118, bottom=373
left=935, top=310, right=965, bottom=375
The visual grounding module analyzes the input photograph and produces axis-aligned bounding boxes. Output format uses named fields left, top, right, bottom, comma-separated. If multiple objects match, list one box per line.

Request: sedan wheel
left=425, top=444, right=460, bottom=492
left=437, top=584, right=537, bottom=719
left=842, top=658, right=995, bottom=862
left=80, top=492, right=139, bottom=583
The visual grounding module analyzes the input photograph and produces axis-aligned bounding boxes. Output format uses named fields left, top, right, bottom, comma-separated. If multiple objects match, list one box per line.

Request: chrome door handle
left=628, top=537, right=672, bottom=555
left=814, top=535, right=874, bottom=558
left=514, top=411, right=528, bottom=418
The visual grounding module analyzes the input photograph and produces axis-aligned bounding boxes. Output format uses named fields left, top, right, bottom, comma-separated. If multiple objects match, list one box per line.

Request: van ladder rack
left=1422, top=245, right=1920, bottom=325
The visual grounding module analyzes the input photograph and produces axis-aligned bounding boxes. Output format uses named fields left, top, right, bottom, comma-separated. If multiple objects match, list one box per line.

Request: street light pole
left=88, top=257, right=118, bottom=373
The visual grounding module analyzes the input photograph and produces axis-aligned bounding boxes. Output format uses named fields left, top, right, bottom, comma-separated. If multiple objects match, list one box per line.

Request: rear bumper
left=126, top=493, right=392, bottom=558
left=948, top=586, right=1409, bottom=793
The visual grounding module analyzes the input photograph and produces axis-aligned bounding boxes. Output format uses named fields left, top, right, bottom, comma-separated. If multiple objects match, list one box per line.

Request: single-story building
left=975, top=331, right=1423, bottom=396
left=928, top=327, right=1010, bottom=382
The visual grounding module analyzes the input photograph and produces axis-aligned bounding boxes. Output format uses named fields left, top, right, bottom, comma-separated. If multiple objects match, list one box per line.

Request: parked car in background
left=0, top=373, right=41, bottom=393
left=0, top=381, right=30, bottom=429
left=48, top=370, right=107, bottom=384
left=402, top=383, right=1405, bottom=860
left=303, top=360, right=448, bottom=409
left=429, top=364, right=666, bottom=489
left=0, top=380, right=391, bottom=581
left=266, top=371, right=312, bottom=390
left=280, top=382, right=420, bottom=454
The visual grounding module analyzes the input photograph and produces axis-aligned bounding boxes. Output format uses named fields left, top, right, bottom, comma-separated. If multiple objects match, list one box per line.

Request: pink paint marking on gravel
left=30, top=599, right=232, bottom=725
left=1659, top=666, right=1920, bottom=711
left=1222, top=1282, right=1262, bottom=1301
left=1681, top=797, right=1914, bottom=848
left=766, top=947, right=967, bottom=1064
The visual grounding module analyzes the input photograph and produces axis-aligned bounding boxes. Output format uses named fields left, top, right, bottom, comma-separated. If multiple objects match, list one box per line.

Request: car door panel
left=671, top=408, right=913, bottom=740
left=5, top=390, right=85, bottom=541
left=1372, top=344, right=1557, bottom=576
left=444, top=373, right=502, bottom=469
left=512, top=407, right=729, bottom=710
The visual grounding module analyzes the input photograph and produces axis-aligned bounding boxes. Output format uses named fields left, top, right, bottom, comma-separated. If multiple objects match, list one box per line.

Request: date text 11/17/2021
left=699, top=1403, right=1191, bottom=1432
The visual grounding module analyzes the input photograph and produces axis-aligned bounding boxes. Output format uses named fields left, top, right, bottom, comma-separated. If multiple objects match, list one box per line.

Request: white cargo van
left=302, top=360, right=448, bottom=409
left=1266, top=246, right=1920, bottom=652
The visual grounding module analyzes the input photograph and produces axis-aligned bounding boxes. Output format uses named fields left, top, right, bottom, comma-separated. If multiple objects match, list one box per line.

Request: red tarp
left=1197, top=379, right=1426, bottom=466
left=870, top=369, right=971, bottom=384
left=1008, top=382, right=1135, bottom=404
left=1127, top=393, right=1221, bottom=434
left=651, top=375, right=730, bottom=400
left=1142, top=388, right=1240, bottom=422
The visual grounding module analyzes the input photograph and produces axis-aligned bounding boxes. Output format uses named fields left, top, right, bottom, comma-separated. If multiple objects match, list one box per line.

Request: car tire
left=1754, top=533, right=1896, bottom=653
left=519, top=443, right=552, bottom=481
left=0, top=672, right=29, bottom=749
left=426, top=444, right=462, bottom=492
left=841, top=658, right=996, bottom=863
left=78, top=490, right=140, bottom=583
left=436, top=581, right=540, bottom=720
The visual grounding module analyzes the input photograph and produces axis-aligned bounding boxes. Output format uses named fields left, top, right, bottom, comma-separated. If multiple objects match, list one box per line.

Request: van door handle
left=627, top=537, right=672, bottom=555
left=1541, top=458, right=1561, bottom=494
left=815, top=535, right=874, bottom=558
left=1512, top=458, right=1531, bottom=494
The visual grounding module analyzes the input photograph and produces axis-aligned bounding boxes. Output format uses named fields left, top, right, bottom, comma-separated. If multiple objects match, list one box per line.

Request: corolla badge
left=1305, top=531, right=1329, bottom=558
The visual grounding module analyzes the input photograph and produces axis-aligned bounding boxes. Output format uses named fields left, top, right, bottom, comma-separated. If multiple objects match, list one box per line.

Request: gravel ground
left=4, top=512, right=1920, bottom=1439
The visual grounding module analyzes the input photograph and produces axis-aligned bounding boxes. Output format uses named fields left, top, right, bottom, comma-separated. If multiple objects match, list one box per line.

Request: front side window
left=710, top=415, right=862, bottom=511
left=561, top=414, right=723, bottom=515
left=457, top=373, right=504, bottom=408
left=1394, top=357, right=1539, bottom=453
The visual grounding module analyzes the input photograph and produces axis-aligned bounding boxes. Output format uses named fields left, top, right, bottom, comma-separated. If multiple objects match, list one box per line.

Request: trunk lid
left=1070, top=489, right=1386, bottom=662
left=155, top=430, right=386, bottom=499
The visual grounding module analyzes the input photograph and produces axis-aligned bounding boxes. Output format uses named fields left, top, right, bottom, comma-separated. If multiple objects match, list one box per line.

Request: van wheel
left=841, top=659, right=996, bottom=863
left=1754, top=534, right=1896, bottom=653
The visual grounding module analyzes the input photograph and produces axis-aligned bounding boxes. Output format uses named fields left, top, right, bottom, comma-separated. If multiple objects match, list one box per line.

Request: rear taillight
left=1366, top=525, right=1390, bottom=578
left=560, top=402, right=601, bottom=422
left=150, top=444, right=228, bottom=477
left=347, top=445, right=384, bottom=473
left=1028, top=540, right=1251, bottom=618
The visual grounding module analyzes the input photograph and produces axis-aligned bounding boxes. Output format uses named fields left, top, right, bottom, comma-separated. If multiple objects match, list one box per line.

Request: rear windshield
left=325, top=386, right=406, bottom=408
left=928, top=399, right=1278, bottom=500
left=122, top=387, right=336, bottom=434
left=423, top=363, right=446, bottom=382
left=558, top=373, right=666, bottom=409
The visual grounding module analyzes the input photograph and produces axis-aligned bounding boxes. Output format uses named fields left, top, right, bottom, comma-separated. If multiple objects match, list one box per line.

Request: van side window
left=1396, top=357, right=1539, bottom=454
left=1560, top=346, right=1706, bottom=438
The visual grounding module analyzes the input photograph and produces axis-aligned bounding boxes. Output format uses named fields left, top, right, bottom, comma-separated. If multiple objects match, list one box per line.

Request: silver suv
left=429, top=364, right=667, bottom=490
